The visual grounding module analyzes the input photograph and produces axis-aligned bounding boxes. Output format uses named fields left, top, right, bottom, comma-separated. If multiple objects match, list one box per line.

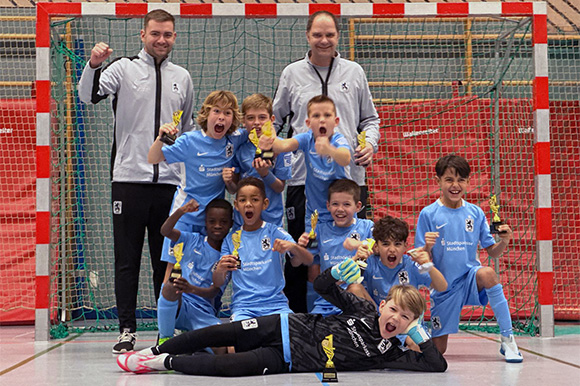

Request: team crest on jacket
left=398, top=270, right=409, bottom=284
left=377, top=339, right=392, bottom=354
left=261, top=236, right=271, bottom=251
left=465, top=216, right=474, bottom=232
left=172, top=82, right=179, bottom=93
left=226, top=143, right=234, bottom=158
left=340, top=81, right=350, bottom=93
left=241, top=318, right=258, bottom=330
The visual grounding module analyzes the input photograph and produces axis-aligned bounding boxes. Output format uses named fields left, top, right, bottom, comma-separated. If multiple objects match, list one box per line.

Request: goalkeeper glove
left=403, top=314, right=430, bottom=345
left=331, top=258, right=362, bottom=284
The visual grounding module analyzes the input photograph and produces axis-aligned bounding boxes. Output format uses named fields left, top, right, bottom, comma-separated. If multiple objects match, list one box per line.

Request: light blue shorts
left=231, top=304, right=293, bottom=322
left=430, top=265, right=488, bottom=337
left=175, top=297, right=221, bottom=331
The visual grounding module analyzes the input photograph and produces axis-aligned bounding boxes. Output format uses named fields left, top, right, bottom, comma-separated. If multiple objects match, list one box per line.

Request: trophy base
left=160, top=132, right=176, bottom=146
left=306, top=238, right=318, bottom=249
left=490, top=221, right=507, bottom=234
left=169, top=269, right=182, bottom=283
left=255, top=151, right=275, bottom=162
left=322, top=367, right=338, bottom=382
left=235, top=259, right=241, bottom=269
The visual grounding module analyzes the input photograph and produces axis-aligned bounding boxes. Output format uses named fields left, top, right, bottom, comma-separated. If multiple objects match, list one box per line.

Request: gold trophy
left=160, top=110, right=183, bottom=145
left=355, top=238, right=375, bottom=270
left=321, top=334, right=338, bottom=382
left=356, top=130, right=367, bottom=168
left=249, top=121, right=275, bottom=161
left=169, top=242, right=184, bottom=282
left=232, top=230, right=242, bottom=269
left=489, top=194, right=507, bottom=234
left=306, top=210, right=319, bottom=249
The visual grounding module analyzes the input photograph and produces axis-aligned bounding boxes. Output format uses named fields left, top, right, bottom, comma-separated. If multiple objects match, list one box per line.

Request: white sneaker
left=500, top=335, right=523, bottom=363
left=125, top=352, right=169, bottom=373
left=112, top=329, right=136, bottom=354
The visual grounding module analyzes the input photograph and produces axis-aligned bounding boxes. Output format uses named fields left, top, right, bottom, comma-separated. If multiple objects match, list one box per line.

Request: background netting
left=0, top=9, right=578, bottom=337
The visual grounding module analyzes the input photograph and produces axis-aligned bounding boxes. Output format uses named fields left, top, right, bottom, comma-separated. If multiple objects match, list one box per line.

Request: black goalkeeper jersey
left=287, top=269, right=447, bottom=373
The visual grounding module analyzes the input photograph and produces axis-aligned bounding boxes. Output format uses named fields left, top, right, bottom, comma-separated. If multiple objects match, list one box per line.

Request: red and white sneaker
left=125, top=352, right=168, bottom=373
left=116, top=352, right=133, bottom=372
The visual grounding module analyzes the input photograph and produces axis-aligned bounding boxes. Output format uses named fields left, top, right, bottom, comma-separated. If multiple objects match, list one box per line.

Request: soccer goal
left=34, top=2, right=553, bottom=340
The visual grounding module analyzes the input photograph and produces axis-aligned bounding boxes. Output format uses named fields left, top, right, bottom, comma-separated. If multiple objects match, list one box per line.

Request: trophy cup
left=489, top=195, right=507, bottom=234
left=321, top=334, right=338, bottom=382
left=357, top=130, right=366, bottom=150
left=407, top=247, right=434, bottom=274
left=232, top=230, right=242, bottom=269
left=169, top=242, right=184, bottom=282
left=354, top=238, right=375, bottom=270
left=306, top=210, right=319, bottom=249
left=160, top=110, right=183, bottom=145
left=249, top=121, right=275, bottom=161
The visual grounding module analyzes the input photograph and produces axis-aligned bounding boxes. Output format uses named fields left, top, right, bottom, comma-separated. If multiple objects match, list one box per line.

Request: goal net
left=32, top=3, right=561, bottom=339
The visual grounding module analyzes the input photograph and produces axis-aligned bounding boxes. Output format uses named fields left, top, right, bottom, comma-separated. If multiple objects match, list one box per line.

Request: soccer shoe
left=158, top=336, right=171, bottom=346
left=112, top=330, right=136, bottom=354
left=116, top=352, right=132, bottom=372
left=125, top=352, right=169, bottom=373
left=500, top=335, right=524, bottom=363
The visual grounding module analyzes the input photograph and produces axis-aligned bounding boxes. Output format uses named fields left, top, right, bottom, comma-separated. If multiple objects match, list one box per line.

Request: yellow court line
left=0, top=333, right=82, bottom=376
left=465, top=330, right=580, bottom=369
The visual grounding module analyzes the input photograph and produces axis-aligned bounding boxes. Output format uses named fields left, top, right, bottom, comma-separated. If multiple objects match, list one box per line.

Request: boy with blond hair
left=118, top=265, right=447, bottom=376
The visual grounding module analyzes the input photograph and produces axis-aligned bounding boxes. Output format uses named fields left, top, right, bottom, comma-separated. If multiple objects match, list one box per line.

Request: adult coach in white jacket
left=78, top=9, right=195, bottom=353
left=273, top=10, right=380, bottom=313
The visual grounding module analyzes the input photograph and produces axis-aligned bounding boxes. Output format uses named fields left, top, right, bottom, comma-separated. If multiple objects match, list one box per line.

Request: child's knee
left=161, top=284, right=181, bottom=301
left=433, top=336, right=448, bottom=354
left=476, top=267, right=499, bottom=289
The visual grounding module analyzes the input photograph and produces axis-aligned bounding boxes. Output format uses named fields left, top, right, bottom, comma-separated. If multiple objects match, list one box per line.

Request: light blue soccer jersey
left=363, top=254, right=432, bottom=307
left=414, top=199, right=496, bottom=287
left=162, top=129, right=248, bottom=228
left=162, top=232, right=222, bottom=315
left=233, top=139, right=292, bottom=227
left=294, top=131, right=350, bottom=225
left=310, top=219, right=374, bottom=315
left=221, top=222, right=293, bottom=315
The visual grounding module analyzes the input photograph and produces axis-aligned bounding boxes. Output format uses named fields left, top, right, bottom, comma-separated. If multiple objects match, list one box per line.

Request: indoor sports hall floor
left=1, top=325, right=579, bottom=385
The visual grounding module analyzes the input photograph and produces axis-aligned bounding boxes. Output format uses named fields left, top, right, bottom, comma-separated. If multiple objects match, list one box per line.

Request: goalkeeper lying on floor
left=117, top=258, right=448, bottom=376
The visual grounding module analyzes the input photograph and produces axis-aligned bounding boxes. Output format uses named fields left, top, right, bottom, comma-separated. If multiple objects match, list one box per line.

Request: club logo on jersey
left=283, top=153, right=292, bottom=167
left=441, top=238, right=446, bottom=246
left=113, top=201, right=122, bottom=215
left=226, top=143, right=234, bottom=158
left=340, top=81, right=350, bottom=93
left=432, top=316, right=442, bottom=330
left=199, top=165, right=205, bottom=172
left=325, top=155, right=332, bottom=164
left=465, top=217, right=474, bottom=232
left=347, top=318, right=355, bottom=326
left=187, top=262, right=194, bottom=270
left=286, top=207, right=295, bottom=221
left=323, top=253, right=330, bottom=261
left=349, top=232, right=361, bottom=241
left=398, top=270, right=409, bottom=284
left=241, top=318, right=259, bottom=330
left=261, top=236, right=271, bottom=251
left=172, top=82, right=180, bottom=93
left=377, top=339, right=392, bottom=354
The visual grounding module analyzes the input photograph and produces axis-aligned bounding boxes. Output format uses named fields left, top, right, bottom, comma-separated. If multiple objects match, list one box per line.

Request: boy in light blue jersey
left=157, top=198, right=233, bottom=346
left=345, top=215, right=447, bottom=351
left=213, top=177, right=313, bottom=321
left=225, top=94, right=292, bottom=228
left=149, top=91, right=247, bottom=263
left=297, top=179, right=374, bottom=316
left=259, top=95, right=351, bottom=228
left=415, top=154, right=523, bottom=362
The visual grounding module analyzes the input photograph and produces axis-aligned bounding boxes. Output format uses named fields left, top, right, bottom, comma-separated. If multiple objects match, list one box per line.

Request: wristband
left=418, top=262, right=434, bottom=274
left=262, top=172, right=276, bottom=186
